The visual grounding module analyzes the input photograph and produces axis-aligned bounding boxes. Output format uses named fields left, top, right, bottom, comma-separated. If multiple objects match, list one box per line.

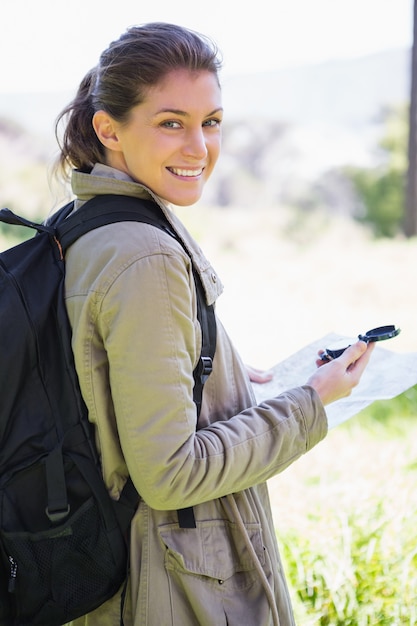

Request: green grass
left=275, top=386, right=417, bottom=625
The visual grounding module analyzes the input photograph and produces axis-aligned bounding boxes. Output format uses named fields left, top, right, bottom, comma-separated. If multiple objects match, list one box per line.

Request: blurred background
left=0, top=0, right=415, bottom=360
left=1, top=1, right=417, bottom=622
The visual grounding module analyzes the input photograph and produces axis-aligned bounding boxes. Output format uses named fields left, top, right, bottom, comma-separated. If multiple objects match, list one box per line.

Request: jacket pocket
left=159, top=519, right=266, bottom=582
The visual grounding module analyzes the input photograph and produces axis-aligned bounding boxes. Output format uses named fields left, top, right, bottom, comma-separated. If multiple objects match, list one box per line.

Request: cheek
left=209, top=137, right=221, bottom=166
left=211, top=152, right=221, bottom=174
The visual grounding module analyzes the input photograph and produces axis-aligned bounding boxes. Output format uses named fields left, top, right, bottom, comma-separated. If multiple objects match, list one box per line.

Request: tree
left=345, top=106, right=407, bottom=238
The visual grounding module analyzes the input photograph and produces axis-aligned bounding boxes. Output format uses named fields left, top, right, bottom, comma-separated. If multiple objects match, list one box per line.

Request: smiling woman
left=90, top=69, right=223, bottom=206
left=49, top=21, right=376, bottom=626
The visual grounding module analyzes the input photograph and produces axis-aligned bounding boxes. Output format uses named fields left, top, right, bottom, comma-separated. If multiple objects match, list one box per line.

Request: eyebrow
left=155, top=107, right=224, bottom=117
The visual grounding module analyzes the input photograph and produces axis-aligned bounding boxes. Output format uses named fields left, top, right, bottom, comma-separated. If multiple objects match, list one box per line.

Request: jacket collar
left=71, top=166, right=223, bottom=306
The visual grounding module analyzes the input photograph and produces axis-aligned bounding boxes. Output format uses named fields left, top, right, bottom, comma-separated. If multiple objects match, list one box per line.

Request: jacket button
left=211, top=273, right=217, bottom=283
left=218, top=579, right=224, bottom=585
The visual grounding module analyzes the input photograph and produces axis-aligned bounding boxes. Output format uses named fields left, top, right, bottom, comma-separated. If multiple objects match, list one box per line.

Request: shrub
left=345, top=105, right=408, bottom=238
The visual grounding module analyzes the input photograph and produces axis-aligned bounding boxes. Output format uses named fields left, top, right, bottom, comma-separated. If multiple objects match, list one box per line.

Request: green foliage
left=348, top=166, right=405, bottom=237
left=0, top=221, right=37, bottom=246
left=345, top=105, right=408, bottom=238
left=280, top=505, right=417, bottom=625
left=345, top=385, right=417, bottom=437
left=277, top=386, right=417, bottom=624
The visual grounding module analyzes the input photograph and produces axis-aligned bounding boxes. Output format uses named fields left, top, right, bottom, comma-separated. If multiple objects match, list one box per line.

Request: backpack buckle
left=45, top=504, right=71, bottom=523
left=199, top=356, right=213, bottom=383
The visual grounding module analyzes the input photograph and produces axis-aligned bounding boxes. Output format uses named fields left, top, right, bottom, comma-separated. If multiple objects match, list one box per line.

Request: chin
left=164, top=192, right=203, bottom=207
left=172, top=199, right=200, bottom=207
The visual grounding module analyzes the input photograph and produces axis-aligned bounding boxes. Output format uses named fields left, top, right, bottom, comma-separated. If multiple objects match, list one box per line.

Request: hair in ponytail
left=55, top=68, right=104, bottom=178
left=54, top=22, right=222, bottom=180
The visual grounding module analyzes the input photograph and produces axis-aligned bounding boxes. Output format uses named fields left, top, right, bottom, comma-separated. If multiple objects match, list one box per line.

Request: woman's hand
left=246, top=365, right=273, bottom=384
left=307, top=340, right=375, bottom=406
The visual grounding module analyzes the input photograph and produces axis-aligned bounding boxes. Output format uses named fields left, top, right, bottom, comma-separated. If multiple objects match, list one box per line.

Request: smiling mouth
left=168, top=167, right=204, bottom=177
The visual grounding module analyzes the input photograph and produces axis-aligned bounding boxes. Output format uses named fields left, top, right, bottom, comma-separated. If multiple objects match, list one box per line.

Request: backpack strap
left=56, top=195, right=169, bottom=247
left=57, top=194, right=216, bottom=412
left=57, top=194, right=217, bottom=530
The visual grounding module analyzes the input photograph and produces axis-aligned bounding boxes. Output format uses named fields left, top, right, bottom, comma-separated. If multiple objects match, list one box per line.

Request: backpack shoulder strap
left=56, top=194, right=171, bottom=250
left=56, top=194, right=216, bottom=392
left=57, top=194, right=216, bottom=530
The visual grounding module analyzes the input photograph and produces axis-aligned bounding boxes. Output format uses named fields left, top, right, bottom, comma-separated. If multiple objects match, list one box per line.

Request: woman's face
left=97, top=69, right=223, bottom=206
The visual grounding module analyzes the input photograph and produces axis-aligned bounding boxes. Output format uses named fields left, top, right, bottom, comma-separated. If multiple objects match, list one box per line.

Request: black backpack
left=0, top=194, right=216, bottom=626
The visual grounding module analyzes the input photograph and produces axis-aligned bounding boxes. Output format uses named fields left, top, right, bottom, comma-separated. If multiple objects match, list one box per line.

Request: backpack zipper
left=8, top=556, right=17, bottom=592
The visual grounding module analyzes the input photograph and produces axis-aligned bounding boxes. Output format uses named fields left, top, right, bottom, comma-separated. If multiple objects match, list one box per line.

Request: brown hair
left=54, top=22, right=222, bottom=179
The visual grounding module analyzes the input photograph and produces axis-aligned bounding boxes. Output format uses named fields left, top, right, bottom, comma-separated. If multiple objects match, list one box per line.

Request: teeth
left=170, top=168, right=203, bottom=177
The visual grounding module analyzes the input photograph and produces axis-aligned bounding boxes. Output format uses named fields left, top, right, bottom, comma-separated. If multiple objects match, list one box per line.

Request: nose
left=182, top=128, right=208, bottom=159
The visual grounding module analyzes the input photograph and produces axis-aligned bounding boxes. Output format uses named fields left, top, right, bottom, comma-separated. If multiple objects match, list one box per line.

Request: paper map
left=251, top=333, right=417, bottom=429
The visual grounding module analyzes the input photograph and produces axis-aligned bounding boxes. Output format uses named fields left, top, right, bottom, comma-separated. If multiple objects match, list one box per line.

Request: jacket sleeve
left=95, top=233, right=328, bottom=510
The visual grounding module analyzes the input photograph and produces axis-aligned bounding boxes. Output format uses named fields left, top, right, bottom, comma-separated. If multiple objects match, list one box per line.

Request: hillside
left=222, top=47, right=409, bottom=127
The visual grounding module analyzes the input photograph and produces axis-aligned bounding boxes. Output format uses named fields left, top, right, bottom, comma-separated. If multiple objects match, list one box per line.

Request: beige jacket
left=64, top=165, right=328, bottom=626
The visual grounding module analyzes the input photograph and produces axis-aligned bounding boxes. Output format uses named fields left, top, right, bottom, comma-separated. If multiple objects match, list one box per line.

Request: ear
left=92, top=110, right=123, bottom=151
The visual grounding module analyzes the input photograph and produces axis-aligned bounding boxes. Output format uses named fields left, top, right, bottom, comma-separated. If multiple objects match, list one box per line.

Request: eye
left=203, top=118, right=222, bottom=128
left=161, top=120, right=182, bottom=129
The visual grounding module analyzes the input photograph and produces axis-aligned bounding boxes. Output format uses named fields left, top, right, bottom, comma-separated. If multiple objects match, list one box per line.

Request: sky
left=0, top=0, right=413, bottom=94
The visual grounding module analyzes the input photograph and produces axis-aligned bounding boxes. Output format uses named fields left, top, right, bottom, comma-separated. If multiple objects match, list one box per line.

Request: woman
left=56, top=22, right=373, bottom=626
